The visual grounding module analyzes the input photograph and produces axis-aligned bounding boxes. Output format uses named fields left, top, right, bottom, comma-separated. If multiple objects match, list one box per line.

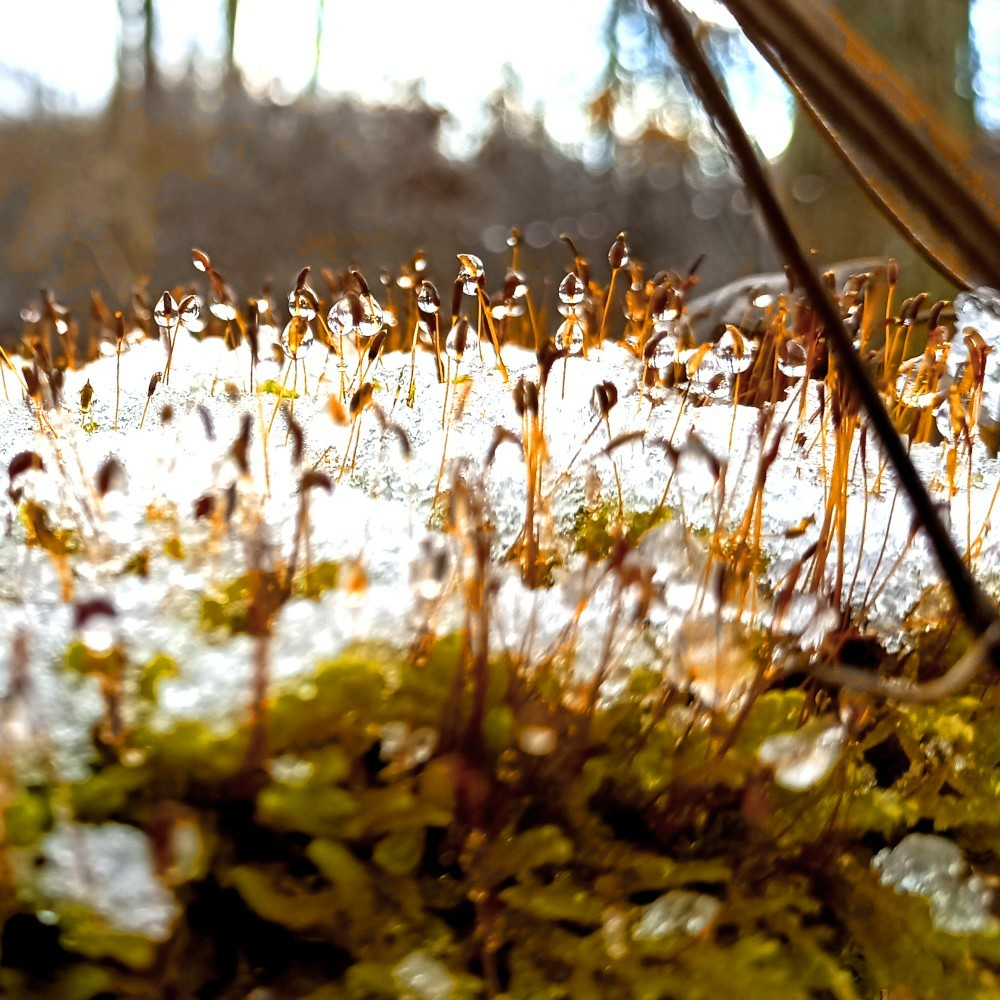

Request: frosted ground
left=3, top=282, right=1000, bottom=942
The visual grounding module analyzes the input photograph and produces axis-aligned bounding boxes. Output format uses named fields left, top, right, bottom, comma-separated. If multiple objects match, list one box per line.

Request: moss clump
left=5, top=631, right=1000, bottom=998
left=200, top=569, right=286, bottom=635
left=573, top=502, right=672, bottom=560
left=260, top=378, right=300, bottom=399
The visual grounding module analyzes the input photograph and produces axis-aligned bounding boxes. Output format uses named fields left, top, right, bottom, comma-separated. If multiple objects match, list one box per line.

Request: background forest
left=0, top=0, right=997, bottom=339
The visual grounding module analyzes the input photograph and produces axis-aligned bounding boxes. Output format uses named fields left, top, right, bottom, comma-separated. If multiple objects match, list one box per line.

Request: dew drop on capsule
left=648, top=331, right=678, bottom=370
left=412, top=536, right=450, bottom=601
left=714, top=327, right=754, bottom=375
left=556, top=316, right=584, bottom=355
left=280, top=316, right=314, bottom=359
left=355, top=294, right=384, bottom=339
left=178, top=295, right=204, bottom=332
left=417, top=281, right=440, bottom=315
left=446, top=317, right=477, bottom=362
left=81, top=615, right=116, bottom=655
left=559, top=272, right=586, bottom=307
left=777, top=338, right=808, bottom=379
left=210, top=299, right=237, bottom=322
left=287, top=287, right=318, bottom=322
left=503, top=270, right=528, bottom=317
left=153, top=292, right=179, bottom=328
left=327, top=296, right=353, bottom=337
left=457, top=253, right=485, bottom=294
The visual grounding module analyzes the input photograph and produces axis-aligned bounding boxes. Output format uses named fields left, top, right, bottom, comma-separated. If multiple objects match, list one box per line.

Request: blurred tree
left=606, top=0, right=984, bottom=293
left=116, top=0, right=158, bottom=99
left=310, top=0, right=326, bottom=94
left=777, top=0, right=975, bottom=293
left=225, top=0, right=240, bottom=84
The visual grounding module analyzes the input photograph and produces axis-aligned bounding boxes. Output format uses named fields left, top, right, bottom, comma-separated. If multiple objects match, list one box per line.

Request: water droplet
left=518, top=725, right=556, bottom=756
left=358, top=295, right=382, bottom=340
left=457, top=253, right=485, bottom=295
left=153, top=293, right=179, bottom=328
left=758, top=719, right=846, bottom=790
left=37, top=909, right=59, bottom=926
left=81, top=616, right=116, bottom=655
left=714, top=327, right=754, bottom=375
left=210, top=299, right=237, bottom=322
left=412, top=536, right=450, bottom=600
left=417, top=281, right=440, bottom=315
left=647, top=329, right=678, bottom=370
left=678, top=346, right=728, bottom=398
left=280, top=317, right=314, bottom=359
left=556, top=316, right=584, bottom=355
left=392, top=950, right=455, bottom=1000
left=558, top=272, right=586, bottom=309
left=777, top=338, right=809, bottom=379
left=446, top=318, right=477, bottom=362
left=633, top=892, right=720, bottom=940
left=327, top=296, right=352, bottom=337
left=180, top=296, right=203, bottom=331
left=287, top=287, right=318, bottom=321
left=504, top=270, right=528, bottom=317
left=329, top=293, right=382, bottom=340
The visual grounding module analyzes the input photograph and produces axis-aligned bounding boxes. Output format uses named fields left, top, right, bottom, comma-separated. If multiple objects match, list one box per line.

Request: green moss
left=200, top=568, right=285, bottom=635
left=0, top=964, right=113, bottom=1000
left=162, top=535, right=185, bottom=560
left=295, top=560, right=341, bottom=599
left=10, top=629, right=1000, bottom=996
left=3, top=789, right=53, bottom=846
left=53, top=903, right=160, bottom=970
left=573, top=502, right=672, bottom=560
left=138, top=652, right=179, bottom=703
left=260, top=378, right=299, bottom=399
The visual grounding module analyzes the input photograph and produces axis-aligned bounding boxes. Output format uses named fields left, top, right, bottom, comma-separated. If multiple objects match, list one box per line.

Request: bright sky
left=0, top=0, right=997, bottom=157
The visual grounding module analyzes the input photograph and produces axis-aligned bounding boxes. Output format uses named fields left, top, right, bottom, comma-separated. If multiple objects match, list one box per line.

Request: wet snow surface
left=2, top=328, right=999, bottom=768
left=2, top=309, right=999, bottom=938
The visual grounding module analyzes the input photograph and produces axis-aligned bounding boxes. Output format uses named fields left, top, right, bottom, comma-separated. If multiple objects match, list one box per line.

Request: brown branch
left=648, top=0, right=1000, bottom=680
left=719, top=0, right=1000, bottom=289
left=759, top=53, right=968, bottom=290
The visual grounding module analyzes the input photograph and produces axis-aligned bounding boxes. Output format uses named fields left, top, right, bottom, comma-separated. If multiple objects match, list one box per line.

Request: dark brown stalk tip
left=192, top=248, right=212, bottom=274
left=609, top=232, right=629, bottom=270
left=300, top=470, right=333, bottom=493
left=350, top=269, right=371, bottom=297
left=95, top=458, right=125, bottom=498
left=193, top=494, right=216, bottom=520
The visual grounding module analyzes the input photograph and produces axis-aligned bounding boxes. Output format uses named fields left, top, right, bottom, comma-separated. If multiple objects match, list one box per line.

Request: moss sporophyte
left=3, top=241, right=1000, bottom=997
